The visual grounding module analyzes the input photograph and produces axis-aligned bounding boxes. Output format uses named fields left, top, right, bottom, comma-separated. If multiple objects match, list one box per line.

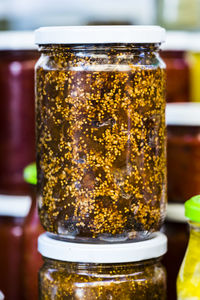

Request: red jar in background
left=162, top=203, right=189, bottom=300
left=167, top=103, right=200, bottom=203
left=161, top=31, right=190, bottom=103
left=22, top=163, right=44, bottom=300
left=0, top=195, right=31, bottom=300
left=0, top=32, right=39, bottom=195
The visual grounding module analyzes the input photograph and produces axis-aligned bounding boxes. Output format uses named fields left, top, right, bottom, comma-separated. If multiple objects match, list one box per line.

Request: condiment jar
left=0, top=31, right=39, bottom=195
left=161, top=32, right=190, bottom=103
left=22, top=163, right=44, bottom=300
left=35, top=25, right=167, bottom=242
left=162, top=203, right=189, bottom=300
left=166, top=103, right=200, bottom=203
left=0, top=194, right=31, bottom=300
left=177, top=195, right=200, bottom=299
left=38, top=232, right=167, bottom=300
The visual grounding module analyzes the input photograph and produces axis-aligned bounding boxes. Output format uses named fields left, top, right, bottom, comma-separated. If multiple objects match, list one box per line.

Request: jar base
left=46, top=231, right=152, bottom=244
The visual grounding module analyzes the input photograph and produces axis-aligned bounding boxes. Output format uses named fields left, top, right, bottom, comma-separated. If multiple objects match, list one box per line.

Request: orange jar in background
left=161, top=32, right=190, bottom=103
left=167, top=103, right=200, bottom=203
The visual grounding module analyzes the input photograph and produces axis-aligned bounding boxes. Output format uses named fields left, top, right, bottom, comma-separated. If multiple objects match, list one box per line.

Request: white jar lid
left=162, top=31, right=190, bottom=51
left=166, top=204, right=187, bottom=223
left=38, top=232, right=167, bottom=264
left=0, top=194, right=31, bottom=217
left=35, top=26, right=166, bottom=45
left=166, top=103, right=200, bottom=126
left=0, top=31, right=37, bottom=50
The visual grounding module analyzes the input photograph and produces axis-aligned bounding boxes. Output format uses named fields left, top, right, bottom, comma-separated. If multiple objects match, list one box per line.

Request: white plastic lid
left=162, top=31, right=190, bottom=51
left=38, top=232, right=167, bottom=264
left=0, top=31, right=37, bottom=50
left=166, top=203, right=187, bottom=223
left=0, top=194, right=31, bottom=217
left=35, top=26, right=166, bottom=45
left=166, top=103, right=200, bottom=126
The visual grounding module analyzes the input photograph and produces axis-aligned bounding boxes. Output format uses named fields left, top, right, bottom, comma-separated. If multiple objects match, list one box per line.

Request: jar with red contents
left=22, top=163, right=44, bottom=300
left=167, top=103, right=200, bottom=203
left=0, top=194, right=31, bottom=300
left=0, top=31, right=39, bottom=195
left=161, top=32, right=190, bottom=103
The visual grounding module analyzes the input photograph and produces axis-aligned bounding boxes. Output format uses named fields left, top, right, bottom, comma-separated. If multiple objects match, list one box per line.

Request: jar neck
left=43, top=257, right=162, bottom=275
left=189, top=221, right=200, bottom=233
left=39, top=43, right=161, bottom=54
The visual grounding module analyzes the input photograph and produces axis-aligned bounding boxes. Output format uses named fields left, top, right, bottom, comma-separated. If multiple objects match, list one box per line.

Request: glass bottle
left=177, top=195, right=200, bottom=299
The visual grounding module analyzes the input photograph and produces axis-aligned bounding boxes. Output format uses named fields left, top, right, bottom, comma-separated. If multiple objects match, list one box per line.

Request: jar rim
left=35, top=26, right=165, bottom=45
left=38, top=232, right=167, bottom=264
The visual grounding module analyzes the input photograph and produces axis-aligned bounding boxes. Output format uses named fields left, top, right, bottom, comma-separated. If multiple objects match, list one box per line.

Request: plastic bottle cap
left=35, top=26, right=166, bottom=45
left=38, top=232, right=167, bottom=264
left=0, top=31, right=37, bottom=50
left=185, top=195, right=200, bottom=223
left=24, top=163, right=37, bottom=185
left=166, top=103, right=200, bottom=126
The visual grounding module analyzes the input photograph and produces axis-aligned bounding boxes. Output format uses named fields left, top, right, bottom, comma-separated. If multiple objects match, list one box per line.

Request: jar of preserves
left=161, top=32, right=190, bottom=103
left=177, top=195, right=200, bottom=299
left=167, top=103, right=200, bottom=203
left=162, top=203, right=189, bottom=300
left=0, top=31, right=39, bottom=195
left=22, top=163, right=44, bottom=300
left=0, top=194, right=31, bottom=300
left=35, top=26, right=167, bottom=242
left=38, top=232, right=167, bottom=300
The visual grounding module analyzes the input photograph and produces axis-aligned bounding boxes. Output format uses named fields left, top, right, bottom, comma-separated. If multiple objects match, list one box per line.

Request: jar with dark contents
left=0, top=195, right=31, bottom=300
left=0, top=31, right=39, bottom=195
left=162, top=203, right=189, bottom=300
left=35, top=26, right=167, bottom=242
left=38, top=232, right=167, bottom=300
left=167, top=103, right=200, bottom=203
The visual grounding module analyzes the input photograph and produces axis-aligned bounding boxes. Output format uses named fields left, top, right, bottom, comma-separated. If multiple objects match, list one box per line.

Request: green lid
left=185, top=195, right=200, bottom=223
left=23, top=163, right=37, bottom=185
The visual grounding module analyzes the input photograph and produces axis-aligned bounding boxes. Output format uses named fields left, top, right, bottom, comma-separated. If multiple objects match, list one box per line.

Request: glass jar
left=0, top=31, right=39, bottom=195
left=22, top=164, right=44, bottom=300
left=167, top=103, right=200, bottom=203
left=38, top=232, right=167, bottom=300
left=177, top=195, right=200, bottom=299
left=35, top=26, right=167, bottom=242
left=162, top=203, right=189, bottom=300
left=0, top=194, right=31, bottom=300
left=161, top=31, right=190, bottom=103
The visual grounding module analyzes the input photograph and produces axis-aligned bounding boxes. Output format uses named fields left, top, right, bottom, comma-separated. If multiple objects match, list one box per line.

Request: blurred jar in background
left=167, top=103, right=200, bottom=203
left=22, top=163, right=44, bottom=300
left=162, top=203, right=188, bottom=300
left=0, top=195, right=31, bottom=300
left=0, top=32, right=39, bottom=195
left=157, top=0, right=200, bottom=30
left=187, top=33, right=200, bottom=102
left=161, top=32, right=190, bottom=103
